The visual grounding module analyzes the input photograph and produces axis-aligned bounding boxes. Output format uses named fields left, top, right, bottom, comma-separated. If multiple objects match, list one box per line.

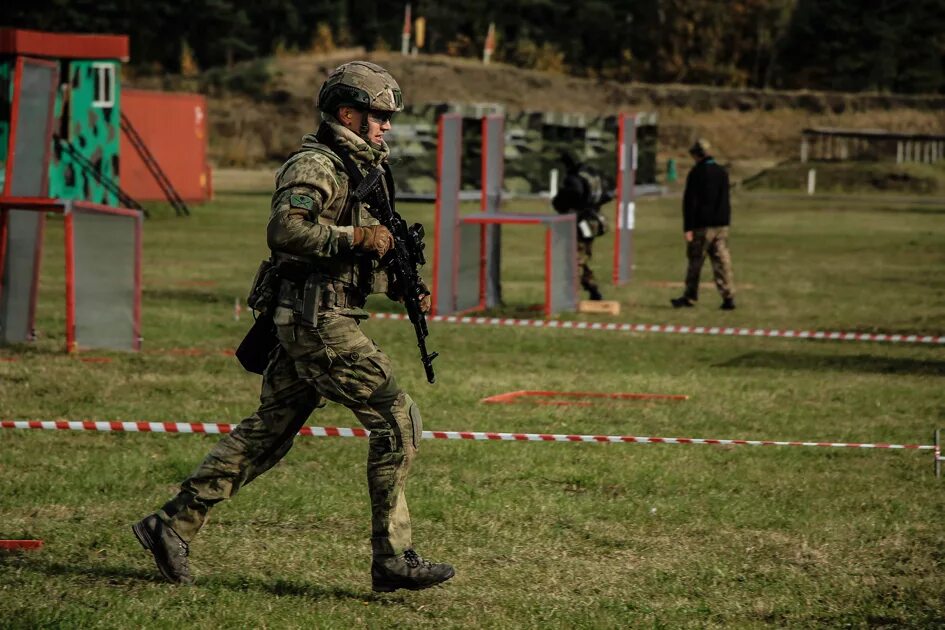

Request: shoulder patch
left=290, top=194, right=314, bottom=211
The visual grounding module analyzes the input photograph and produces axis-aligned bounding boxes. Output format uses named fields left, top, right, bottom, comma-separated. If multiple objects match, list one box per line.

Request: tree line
left=6, top=0, right=944, bottom=94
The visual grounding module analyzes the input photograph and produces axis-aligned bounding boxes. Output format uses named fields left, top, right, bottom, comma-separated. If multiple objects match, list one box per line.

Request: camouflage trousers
left=577, top=239, right=599, bottom=296
left=158, top=313, right=421, bottom=558
left=684, top=226, right=735, bottom=301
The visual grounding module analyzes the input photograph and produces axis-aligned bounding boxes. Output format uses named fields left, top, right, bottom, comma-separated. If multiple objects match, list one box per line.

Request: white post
left=549, top=168, right=559, bottom=197
left=897, top=141, right=903, bottom=164
left=401, top=4, right=411, bottom=55
left=483, top=22, right=495, bottom=64
left=807, top=168, right=816, bottom=195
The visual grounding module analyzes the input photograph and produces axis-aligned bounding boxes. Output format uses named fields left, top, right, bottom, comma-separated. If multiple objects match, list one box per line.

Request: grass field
left=1, top=189, right=944, bottom=628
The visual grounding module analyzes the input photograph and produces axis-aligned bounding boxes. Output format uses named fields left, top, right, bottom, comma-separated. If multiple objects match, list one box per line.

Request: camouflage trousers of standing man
left=684, top=226, right=735, bottom=302
left=156, top=312, right=422, bottom=559
left=577, top=238, right=600, bottom=297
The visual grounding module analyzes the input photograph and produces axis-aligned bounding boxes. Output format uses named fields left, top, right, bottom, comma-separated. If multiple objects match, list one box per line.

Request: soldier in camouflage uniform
left=552, top=152, right=614, bottom=300
left=671, top=139, right=736, bottom=310
left=132, top=61, right=455, bottom=593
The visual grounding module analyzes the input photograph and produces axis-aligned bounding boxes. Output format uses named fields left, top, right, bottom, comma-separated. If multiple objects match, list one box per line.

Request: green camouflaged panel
left=48, top=60, right=121, bottom=205
left=386, top=103, right=658, bottom=195
left=0, top=59, right=12, bottom=188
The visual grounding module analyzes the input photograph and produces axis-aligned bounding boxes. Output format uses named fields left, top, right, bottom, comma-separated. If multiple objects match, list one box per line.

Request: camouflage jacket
left=267, top=115, right=391, bottom=316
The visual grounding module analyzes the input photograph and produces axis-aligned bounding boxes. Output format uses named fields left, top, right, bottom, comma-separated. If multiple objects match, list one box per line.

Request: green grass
left=1, top=190, right=944, bottom=628
left=743, top=160, right=945, bottom=195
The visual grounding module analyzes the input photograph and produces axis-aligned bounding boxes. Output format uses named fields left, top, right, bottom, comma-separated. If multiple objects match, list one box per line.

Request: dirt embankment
left=134, top=50, right=945, bottom=179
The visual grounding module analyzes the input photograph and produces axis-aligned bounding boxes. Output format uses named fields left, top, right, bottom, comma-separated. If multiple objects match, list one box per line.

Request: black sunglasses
left=367, top=110, right=395, bottom=124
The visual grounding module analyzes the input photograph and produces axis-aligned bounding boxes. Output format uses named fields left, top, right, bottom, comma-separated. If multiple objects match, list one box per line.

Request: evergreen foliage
left=4, top=0, right=944, bottom=93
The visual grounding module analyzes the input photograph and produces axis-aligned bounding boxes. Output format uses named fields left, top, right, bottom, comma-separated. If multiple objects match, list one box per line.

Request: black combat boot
left=720, top=297, right=736, bottom=310
left=670, top=296, right=696, bottom=308
left=131, top=513, right=194, bottom=585
left=371, top=549, right=455, bottom=592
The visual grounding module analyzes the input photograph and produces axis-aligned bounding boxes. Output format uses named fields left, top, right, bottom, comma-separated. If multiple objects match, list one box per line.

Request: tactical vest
left=271, top=125, right=391, bottom=314
left=576, top=166, right=605, bottom=208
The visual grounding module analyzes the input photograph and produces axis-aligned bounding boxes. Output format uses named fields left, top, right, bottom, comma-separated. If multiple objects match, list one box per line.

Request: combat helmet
left=317, top=61, right=404, bottom=115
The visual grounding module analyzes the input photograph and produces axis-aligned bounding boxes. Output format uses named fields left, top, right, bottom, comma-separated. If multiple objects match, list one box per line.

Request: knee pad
left=403, top=394, right=422, bottom=451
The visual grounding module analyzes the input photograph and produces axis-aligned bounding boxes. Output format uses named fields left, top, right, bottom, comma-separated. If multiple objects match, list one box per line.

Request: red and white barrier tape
left=374, top=312, right=944, bottom=345
left=0, top=420, right=934, bottom=451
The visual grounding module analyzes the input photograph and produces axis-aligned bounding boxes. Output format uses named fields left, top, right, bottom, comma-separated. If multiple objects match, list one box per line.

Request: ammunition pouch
left=320, top=281, right=367, bottom=310
left=247, top=259, right=279, bottom=315
left=269, top=252, right=368, bottom=326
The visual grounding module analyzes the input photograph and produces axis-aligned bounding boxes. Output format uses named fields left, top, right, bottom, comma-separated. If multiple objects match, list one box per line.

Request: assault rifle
left=352, top=167, right=438, bottom=384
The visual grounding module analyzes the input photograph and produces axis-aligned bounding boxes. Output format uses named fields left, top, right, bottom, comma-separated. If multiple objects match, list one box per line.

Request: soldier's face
left=364, top=110, right=392, bottom=145
left=339, top=107, right=392, bottom=146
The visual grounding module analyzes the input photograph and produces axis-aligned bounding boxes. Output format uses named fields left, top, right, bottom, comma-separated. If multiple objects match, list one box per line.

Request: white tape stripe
left=375, top=313, right=943, bottom=345
left=1, top=420, right=933, bottom=451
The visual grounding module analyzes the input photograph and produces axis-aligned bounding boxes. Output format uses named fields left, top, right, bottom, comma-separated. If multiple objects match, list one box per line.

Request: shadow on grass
left=144, top=289, right=232, bottom=305
left=717, top=351, right=945, bottom=376
left=1, top=555, right=409, bottom=605
left=876, top=205, right=945, bottom=215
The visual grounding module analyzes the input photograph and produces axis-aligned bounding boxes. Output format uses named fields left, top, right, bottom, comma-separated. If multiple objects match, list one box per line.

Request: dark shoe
left=588, top=288, right=603, bottom=301
left=132, top=513, right=194, bottom=585
left=372, top=549, right=455, bottom=592
left=720, top=298, right=736, bottom=311
left=670, top=296, right=696, bottom=308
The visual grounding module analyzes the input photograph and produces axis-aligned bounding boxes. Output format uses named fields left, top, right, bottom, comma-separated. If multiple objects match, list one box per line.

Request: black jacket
left=552, top=165, right=614, bottom=214
left=683, top=157, right=731, bottom=231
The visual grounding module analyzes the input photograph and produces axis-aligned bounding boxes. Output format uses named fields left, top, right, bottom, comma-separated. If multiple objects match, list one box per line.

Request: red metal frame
left=1, top=57, right=59, bottom=333
left=478, top=117, right=489, bottom=310
left=432, top=115, right=444, bottom=316
left=3, top=58, right=24, bottom=197
left=461, top=214, right=574, bottom=317
left=26, top=215, right=46, bottom=341
left=613, top=112, right=637, bottom=286
left=0, top=197, right=141, bottom=218
left=480, top=117, right=489, bottom=214
left=0, top=28, right=129, bottom=61
left=477, top=115, right=506, bottom=311
left=35, top=58, right=59, bottom=199
left=64, top=211, right=76, bottom=352
left=544, top=226, right=553, bottom=317
left=461, top=214, right=573, bottom=226
left=0, top=212, right=7, bottom=288
left=612, top=113, right=625, bottom=286
left=450, top=124, right=463, bottom=315
left=0, top=197, right=143, bottom=353
left=132, top=212, right=143, bottom=350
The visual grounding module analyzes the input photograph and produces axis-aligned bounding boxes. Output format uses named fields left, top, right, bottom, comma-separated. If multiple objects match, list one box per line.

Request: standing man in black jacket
left=671, top=139, right=736, bottom=310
